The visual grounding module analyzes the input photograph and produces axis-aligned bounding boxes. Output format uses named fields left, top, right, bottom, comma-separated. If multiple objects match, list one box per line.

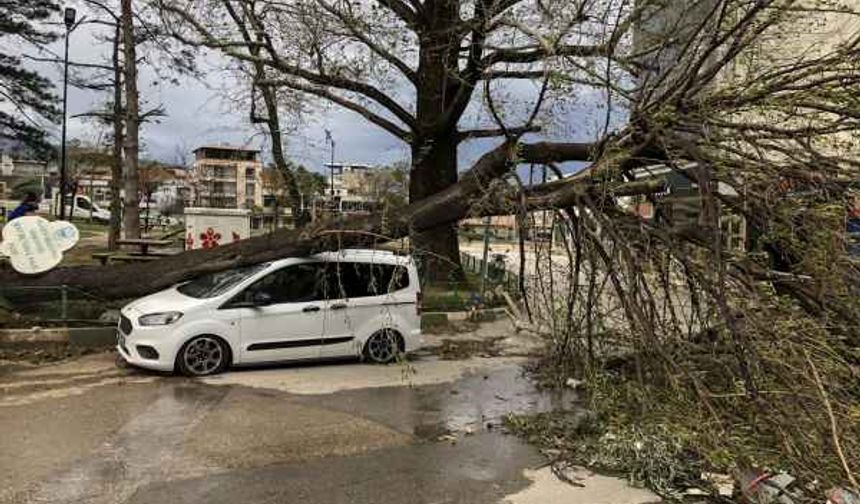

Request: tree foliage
left=0, top=0, right=60, bottom=156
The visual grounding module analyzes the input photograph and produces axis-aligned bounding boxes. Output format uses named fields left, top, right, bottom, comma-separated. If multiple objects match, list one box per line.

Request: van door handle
left=302, top=305, right=321, bottom=313
left=330, top=303, right=347, bottom=310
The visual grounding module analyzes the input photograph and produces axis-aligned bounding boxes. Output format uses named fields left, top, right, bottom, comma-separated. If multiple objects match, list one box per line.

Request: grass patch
left=422, top=271, right=512, bottom=311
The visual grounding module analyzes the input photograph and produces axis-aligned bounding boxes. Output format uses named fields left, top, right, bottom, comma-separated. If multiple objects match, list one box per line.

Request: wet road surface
left=0, top=353, right=559, bottom=503
left=0, top=351, right=657, bottom=504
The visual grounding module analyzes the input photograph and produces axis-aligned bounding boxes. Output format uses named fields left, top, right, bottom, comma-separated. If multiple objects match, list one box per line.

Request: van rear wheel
left=363, top=330, right=402, bottom=364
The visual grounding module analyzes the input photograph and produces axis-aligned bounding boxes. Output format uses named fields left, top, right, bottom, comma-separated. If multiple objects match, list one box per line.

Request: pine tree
left=0, top=1, right=60, bottom=156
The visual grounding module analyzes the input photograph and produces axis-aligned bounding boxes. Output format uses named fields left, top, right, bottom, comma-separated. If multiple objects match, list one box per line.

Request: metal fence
left=459, top=252, right=520, bottom=295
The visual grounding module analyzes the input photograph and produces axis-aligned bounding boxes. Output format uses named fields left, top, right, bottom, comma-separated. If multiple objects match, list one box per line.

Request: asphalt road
left=0, top=335, right=659, bottom=504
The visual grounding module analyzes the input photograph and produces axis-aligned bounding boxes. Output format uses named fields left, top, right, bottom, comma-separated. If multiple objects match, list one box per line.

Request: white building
left=0, top=152, right=54, bottom=177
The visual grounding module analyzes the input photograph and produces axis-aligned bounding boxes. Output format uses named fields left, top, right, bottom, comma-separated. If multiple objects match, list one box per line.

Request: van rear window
left=327, top=262, right=409, bottom=299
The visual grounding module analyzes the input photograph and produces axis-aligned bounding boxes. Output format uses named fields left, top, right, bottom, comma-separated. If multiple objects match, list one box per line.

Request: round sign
left=0, top=216, right=80, bottom=274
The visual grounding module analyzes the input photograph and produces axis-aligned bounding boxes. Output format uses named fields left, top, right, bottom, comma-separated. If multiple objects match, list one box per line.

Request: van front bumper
left=116, top=323, right=177, bottom=373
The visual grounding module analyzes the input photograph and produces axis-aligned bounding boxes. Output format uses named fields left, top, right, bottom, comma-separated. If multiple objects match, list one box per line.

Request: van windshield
left=176, top=263, right=269, bottom=298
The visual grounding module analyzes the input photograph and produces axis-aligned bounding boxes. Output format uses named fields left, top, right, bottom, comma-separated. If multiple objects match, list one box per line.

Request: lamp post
left=59, top=6, right=76, bottom=220
left=324, top=129, right=336, bottom=211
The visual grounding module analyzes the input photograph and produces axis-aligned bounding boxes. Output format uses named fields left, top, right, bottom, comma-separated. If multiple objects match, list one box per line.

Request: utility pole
left=480, top=216, right=491, bottom=297
left=59, top=6, right=76, bottom=220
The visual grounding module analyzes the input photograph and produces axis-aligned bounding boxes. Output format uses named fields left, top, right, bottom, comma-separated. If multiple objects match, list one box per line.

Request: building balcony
left=196, top=197, right=238, bottom=209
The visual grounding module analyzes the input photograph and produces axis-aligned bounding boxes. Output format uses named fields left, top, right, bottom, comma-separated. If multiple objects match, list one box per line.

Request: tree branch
left=261, top=79, right=411, bottom=141
left=458, top=124, right=541, bottom=141
left=315, top=0, right=417, bottom=84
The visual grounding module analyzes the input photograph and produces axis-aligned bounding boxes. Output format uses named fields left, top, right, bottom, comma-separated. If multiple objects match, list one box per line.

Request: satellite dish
left=0, top=216, right=79, bottom=274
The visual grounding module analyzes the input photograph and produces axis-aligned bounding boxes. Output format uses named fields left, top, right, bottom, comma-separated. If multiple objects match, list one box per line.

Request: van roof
left=267, top=248, right=412, bottom=268
left=314, top=249, right=410, bottom=264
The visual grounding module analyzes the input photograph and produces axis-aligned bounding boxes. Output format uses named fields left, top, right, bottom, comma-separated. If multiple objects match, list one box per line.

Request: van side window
left=76, top=198, right=91, bottom=210
left=327, top=262, right=409, bottom=299
left=244, top=263, right=326, bottom=304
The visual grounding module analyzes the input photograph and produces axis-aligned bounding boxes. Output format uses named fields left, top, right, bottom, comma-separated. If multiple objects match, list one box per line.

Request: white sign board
left=183, top=207, right=251, bottom=250
left=0, top=216, right=79, bottom=274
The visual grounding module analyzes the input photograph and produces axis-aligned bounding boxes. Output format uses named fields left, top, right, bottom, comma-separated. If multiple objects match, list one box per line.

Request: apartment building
left=324, top=163, right=375, bottom=213
left=192, top=146, right=263, bottom=209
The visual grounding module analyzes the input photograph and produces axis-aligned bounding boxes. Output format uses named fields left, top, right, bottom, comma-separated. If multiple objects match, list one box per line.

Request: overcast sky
left=27, top=1, right=625, bottom=177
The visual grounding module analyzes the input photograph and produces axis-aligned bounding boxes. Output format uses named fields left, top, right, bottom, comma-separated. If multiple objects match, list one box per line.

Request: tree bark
left=108, top=23, right=123, bottom=250
left=121, top=0, right=140, bottom=239
left=410, top=135, right=461, bottom=282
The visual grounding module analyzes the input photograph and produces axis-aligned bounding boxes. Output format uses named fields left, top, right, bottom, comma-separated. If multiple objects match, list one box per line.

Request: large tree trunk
left=108, top=24, right=123, bottom=250
left=410, top=136, right=461, bottom=281
left=412, top=0, right=465, bottom=282
left=121, top=0, right=140, bottom=239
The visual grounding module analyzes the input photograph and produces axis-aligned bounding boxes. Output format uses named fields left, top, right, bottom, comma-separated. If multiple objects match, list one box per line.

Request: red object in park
left=200, top=228, right=222, bottom=249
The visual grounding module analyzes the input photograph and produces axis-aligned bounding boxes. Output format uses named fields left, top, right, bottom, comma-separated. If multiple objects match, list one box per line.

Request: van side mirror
left=252, top=291, right=273, bottom=306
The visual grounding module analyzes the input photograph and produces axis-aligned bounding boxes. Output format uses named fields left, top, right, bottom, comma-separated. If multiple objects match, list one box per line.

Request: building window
left=245, top=182, right=257, bottom=208
left=245, top=167, right=255, bottom=179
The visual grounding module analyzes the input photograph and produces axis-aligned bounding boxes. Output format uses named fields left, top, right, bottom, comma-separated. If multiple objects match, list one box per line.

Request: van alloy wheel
left=364, top=330, right=399, bottom=364
left=180, top=336, right=225, bottom=376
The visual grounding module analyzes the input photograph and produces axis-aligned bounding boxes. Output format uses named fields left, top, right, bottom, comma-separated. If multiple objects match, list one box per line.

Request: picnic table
left=115, top=238, right=173, bottom=256
left=92, top=237, right=179, bottom=265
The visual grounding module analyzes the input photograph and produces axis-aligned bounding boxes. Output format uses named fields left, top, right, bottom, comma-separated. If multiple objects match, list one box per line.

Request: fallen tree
left=0, top=139, right=609, bottom=298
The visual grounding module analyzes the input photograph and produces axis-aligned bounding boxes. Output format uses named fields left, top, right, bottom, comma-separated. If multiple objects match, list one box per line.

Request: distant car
left=116, top=249, right=423, bottom=376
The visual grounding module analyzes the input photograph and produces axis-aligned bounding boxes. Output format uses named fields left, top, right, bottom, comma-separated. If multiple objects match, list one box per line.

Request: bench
left=127, top=250, right=179, bottom=257
left=109, top=254, right=160, bottom=263
left=91, top=252, right=113, bottom=266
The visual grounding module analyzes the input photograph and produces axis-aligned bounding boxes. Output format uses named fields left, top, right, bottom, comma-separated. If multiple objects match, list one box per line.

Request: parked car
left=116, top=249, right=423, bottom=375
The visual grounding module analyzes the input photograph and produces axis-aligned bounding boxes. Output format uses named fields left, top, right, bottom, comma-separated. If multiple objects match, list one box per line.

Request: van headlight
left=138, top=312, right=183, bottom=326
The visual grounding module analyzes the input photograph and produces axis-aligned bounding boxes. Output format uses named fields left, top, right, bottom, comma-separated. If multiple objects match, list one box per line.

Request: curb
left=0, top=326, right=116, bottom=347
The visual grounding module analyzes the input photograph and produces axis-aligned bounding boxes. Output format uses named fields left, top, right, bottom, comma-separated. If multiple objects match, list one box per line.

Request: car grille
left=119, top=315, right=133, bottom=335
left=118, top=332, right=129, bottom=355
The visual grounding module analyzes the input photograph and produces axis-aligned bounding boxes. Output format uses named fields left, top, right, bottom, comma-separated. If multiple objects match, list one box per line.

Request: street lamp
left=58, top=6, right=76, bottom=220
left=324, top=129, right=336, bottom=210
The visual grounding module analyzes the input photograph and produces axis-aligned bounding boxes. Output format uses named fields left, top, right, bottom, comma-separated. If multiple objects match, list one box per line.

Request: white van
left=117, top=249, right=423, bottom=375
left=52, top=194, right=111, bottom=223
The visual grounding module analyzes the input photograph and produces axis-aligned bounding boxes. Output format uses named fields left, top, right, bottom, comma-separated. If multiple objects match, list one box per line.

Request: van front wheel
left=363, top=330, right=402, bottom=364
left=176, top=336, right=229, bottom=376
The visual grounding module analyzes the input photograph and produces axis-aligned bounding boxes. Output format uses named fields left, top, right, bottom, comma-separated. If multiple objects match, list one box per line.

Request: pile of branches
left=498, top=0, right=860, bottom=495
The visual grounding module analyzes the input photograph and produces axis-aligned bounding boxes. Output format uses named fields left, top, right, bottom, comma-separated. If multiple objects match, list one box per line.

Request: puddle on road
left=293, top=362, right=578, bottom=440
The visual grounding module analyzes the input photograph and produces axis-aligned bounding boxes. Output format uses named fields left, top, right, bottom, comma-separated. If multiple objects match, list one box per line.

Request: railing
left=0, top=285, right=119, bottom=325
